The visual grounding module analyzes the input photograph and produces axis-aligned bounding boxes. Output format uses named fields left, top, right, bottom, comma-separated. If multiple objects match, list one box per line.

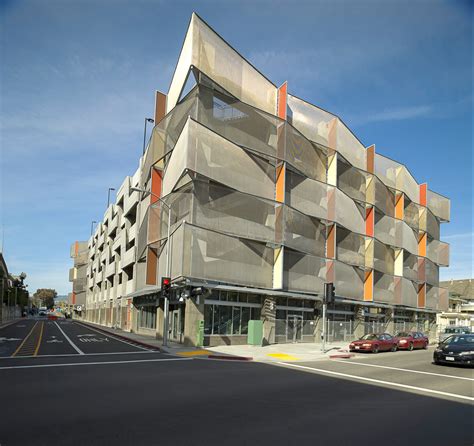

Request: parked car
left=433, top=334, right=474, bottom=367
left=396, top=331, right=429, bottom=350
left=349, top=333, right=399, bottom=353
left=439, top=326, right=471, bottom=343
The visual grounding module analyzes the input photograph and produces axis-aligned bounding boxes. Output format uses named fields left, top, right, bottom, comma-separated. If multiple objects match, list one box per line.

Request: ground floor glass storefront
left=275, top=297, right=316, bottom=343
left=204, top=291, right=261, bottom=337
left=137, top=305, right=156, bottom=330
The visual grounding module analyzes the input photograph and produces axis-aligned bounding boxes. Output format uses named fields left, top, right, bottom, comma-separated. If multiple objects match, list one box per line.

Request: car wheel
left=423, top=342, right=428, bottom=349
left=408, top=342, right=414, bottom=351
left=373, top=345, right=379, bottom=354
left=391, top=344, right=397, bottom=352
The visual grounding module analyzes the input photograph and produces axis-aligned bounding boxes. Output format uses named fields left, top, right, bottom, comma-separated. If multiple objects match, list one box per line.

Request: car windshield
left=360, top=334, right=378, bottom=340
left=396, top=332, right=410, bottom=337
left=442, top=335, right=474, bottom=346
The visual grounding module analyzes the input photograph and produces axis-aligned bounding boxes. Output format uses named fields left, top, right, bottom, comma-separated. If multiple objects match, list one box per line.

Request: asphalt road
left=0, top=319, right=472, bottom=446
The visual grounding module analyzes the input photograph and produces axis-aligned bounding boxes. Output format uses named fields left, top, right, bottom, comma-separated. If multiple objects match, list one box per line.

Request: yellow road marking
left=177, top=350, right=210, bottom=357
left=33, top=322, right=44, bottom=356
left=267, top=353, right=300, bottom=361
left=12, top=322, right=38, bottom=357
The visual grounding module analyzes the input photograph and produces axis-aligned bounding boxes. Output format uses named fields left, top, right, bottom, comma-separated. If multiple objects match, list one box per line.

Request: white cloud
left=350, top=105, right=434, bottom=126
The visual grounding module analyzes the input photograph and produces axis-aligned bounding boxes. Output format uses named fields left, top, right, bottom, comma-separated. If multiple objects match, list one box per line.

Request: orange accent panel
left=326, top=260, right=335, bottom=283
left=418, top=233, right=427, bottom=257
left=395, top=193, right=404, bottom=220
left=418, top=257, right=426, bottom=282
left=418, top=283, right=426, bottom=308
left=72, top=292, right=76, bottom=305
left=275, top=204, right=284, bottom=243
left=365, top=207, right=374, bottom=237
left=74, top=241, right=79, bottom=256
left=151, top=169, right=163, bottom=204
left=154, top=91, right=167, bottom=125
left=276, top=164, right=285, bottom=203
left=327, top=224, right=336, bottom=259
left=419, top=183, right=427, bottom=207
left=277, top=82, right=287, bottom=120
left=146, top=248, right=158, bottom=285
left=364, top=270, right=373, bottom=301
left=328, top=118, right=338, bottom=149
left=366, top=145, right=375, bottom=174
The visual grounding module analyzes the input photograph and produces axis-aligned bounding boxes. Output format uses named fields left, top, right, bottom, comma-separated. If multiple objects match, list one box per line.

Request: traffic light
left=324, top=282, right=336, bottom=305
left=161, top=277, right=171, bottom=298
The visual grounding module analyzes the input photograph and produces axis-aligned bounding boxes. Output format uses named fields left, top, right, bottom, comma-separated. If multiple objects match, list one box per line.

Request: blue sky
left=0, top=0, right=472, bottom=295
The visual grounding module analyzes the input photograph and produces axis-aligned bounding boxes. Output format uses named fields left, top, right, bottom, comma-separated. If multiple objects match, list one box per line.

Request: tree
left=33, top=288, right=57, bottom=309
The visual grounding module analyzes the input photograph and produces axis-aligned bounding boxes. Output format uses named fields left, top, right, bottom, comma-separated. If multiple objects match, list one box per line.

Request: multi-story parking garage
left=81, top=13, right=450, bottom=347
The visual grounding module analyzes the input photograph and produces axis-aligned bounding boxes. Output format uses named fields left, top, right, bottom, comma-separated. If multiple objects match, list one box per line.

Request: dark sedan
left=433, top=334, right=474, bottom=367
left=396, top=331, right=429, bottom=350
left=349, top=333, right=398, bottom=353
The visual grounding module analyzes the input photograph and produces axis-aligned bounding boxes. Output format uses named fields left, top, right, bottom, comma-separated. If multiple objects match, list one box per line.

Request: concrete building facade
left=68, top=241, right=88, bottom=317
left=81, top=13, right=450, bottom=346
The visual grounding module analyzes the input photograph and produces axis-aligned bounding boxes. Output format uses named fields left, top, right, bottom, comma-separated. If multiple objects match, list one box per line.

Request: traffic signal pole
left=321, top=300, right=327, bottom=353
left=162, top=206, right=171, bottom=347
left=321, top=283, right=335, bottom=353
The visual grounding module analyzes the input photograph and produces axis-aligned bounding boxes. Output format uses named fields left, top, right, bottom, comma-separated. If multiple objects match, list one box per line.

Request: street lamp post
left=143, top=118, right=154, bottom=155
left=107, top=188, right=116, bottom=207
left=131, top=187, right=172, bottom=347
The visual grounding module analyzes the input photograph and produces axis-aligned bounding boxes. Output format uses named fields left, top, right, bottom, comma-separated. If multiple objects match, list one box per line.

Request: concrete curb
left=208, top=354, right=253, bottom=361
left=76, top=321, right=161, bottom=352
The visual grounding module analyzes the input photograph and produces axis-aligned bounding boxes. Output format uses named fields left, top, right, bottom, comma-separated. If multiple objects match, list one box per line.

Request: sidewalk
left=206, top=342, right=352, bottom=362
left=75, top=319, right=352, bottom=362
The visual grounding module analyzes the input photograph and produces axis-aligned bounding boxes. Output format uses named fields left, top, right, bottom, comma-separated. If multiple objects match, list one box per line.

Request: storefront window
left=204, top=303, right=261, bottom=336
left=138, top=306, right=156, bottom=330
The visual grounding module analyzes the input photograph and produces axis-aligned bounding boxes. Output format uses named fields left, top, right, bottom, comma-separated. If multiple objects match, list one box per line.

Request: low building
left=437, top=279, right=473, bottom=329
left=81, top=13, right=450, bottom=346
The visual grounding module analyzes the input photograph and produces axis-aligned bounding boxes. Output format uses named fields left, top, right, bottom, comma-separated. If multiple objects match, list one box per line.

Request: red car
left=349, top=333, right=399, bottom=353
left=396, top=331, right=429, bottom=350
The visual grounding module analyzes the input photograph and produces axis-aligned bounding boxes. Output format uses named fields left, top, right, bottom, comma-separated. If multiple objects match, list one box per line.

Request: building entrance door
left=169, top=307, right=184, bottom=343
left=287, top=315, right=303, bottom=343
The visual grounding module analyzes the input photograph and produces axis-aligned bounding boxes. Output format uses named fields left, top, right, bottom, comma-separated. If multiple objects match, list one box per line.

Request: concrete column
left=262, top=296, right=276, bottom=346
left=354, top=305, right=365, bottom=339
left=183, top=296, right=204, bottom=347
left=155, top=303, right=164, bottom=340
left=408, top=311, right=417, bottom=331
left=385, top=308, right=395, bottom=334
left=313, top=301, right=323, bottom=343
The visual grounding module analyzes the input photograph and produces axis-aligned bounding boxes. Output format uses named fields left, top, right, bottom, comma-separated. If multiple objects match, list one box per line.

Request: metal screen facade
left=80, top=13, right=449, bottom=345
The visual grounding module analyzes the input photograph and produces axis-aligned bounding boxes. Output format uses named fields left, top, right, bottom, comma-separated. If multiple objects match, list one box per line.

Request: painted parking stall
left=0, top=320, right=38, bottom=357
left=37, top=320, right=82, bottom=356
left=57, top=321, right=151, bottom=354
left=275, top=349, right=473, bottom=403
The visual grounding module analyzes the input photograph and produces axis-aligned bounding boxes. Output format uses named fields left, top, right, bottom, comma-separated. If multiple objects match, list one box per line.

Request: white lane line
left=75, top=322, right=151, bottom=351
left=0, top=357, right=190, bottom=370
left=54, top=322, right=84, bottom=355
left=0, top=350, right=158, bottom=360
left=333, top=360, right=474, bottom=382
left=277, top=362, right=474, bottom=402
